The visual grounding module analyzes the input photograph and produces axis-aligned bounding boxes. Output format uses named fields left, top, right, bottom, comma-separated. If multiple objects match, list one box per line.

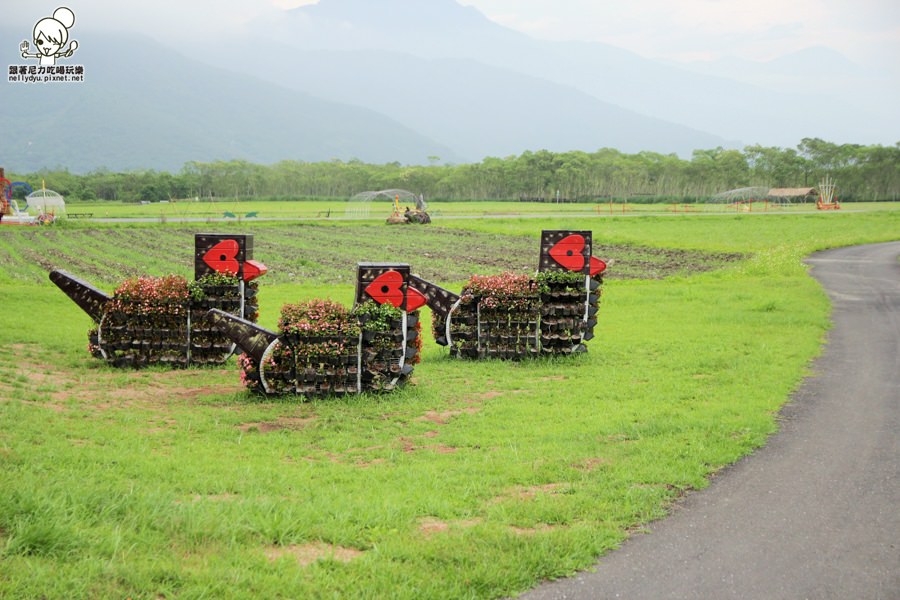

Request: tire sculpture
left=207, top=263, right=425, bottom=396
left=426, top=230, right=606, bottom=358
left=49, top=233, right=266, bottom=368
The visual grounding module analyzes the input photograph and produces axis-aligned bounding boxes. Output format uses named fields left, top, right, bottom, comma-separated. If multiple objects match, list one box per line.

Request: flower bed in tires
left=89, top=273, right=256, bottom=368
left=536, top=270, right=602, bottom=354
left=439, top=272, right=541, bottom=360
left=432, top=268, right=604, bottom=359
left=239, top=299, right=420, bottom=396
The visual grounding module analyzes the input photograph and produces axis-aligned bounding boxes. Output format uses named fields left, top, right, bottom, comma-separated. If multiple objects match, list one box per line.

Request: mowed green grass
left=61, top=197, right=893, bottom=221
left=0, top=208, right=898, bottom=598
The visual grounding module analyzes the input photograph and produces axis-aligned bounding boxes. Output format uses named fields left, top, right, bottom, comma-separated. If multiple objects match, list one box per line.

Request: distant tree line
left=8, top=138, right=899, bottom=203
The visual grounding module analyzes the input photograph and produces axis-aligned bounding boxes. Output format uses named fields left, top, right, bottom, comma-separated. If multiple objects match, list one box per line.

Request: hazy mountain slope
left=258, top=0, right=891, bottom=147
left=203, top=3, right=734, bottom=159
left=213, top=46, right=727, bottom=160
left=675, top=46, right=897, bottom=129
left=0, top=30, right=458, bottom=172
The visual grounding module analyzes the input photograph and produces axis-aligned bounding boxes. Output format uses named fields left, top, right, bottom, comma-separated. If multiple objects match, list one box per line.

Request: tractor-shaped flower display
left=50, top=234, right=266, bottom=368
left=423, top=230, right=606, bottom=358
left=49, top=229, right=607, bottom=394
left=207, top=263, right=424, bottom=396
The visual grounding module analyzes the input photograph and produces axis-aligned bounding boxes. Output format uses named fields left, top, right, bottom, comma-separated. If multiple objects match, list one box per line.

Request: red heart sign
left=203, top=239, right=240, bottom=275
left=364, top=270, right=405, bottom=308
left=406, top=287, right=427, bottom=311
left=549, top=234, right=586, bottom=271
left=590, top=256, right=607, bottom=276
left=242, top=259, right=267, bottom=282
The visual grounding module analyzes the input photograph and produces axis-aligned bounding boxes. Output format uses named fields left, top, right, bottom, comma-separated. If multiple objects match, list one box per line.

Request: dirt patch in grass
left=144, top=417, right=178, bottom=434
left=572, top=457, right=610, bottom=472
left=48, top=380, right=243, bottom=410
left=4, top=340, right=256, bottom=402
left=103, top=382, right=238, bottom=402
left=399, top=436, right=459, bottom=454
left=152, top=369, right=233, bottom=383
left=22, top=400, right=68, bottom=413
left=417, top=405, right=481, bottom=425
left=514, top=483, right=568, bottom=499
left=192, top=493, right=240, bottom=502
left=414, top=388, right=498, bottom=426
left=237, top=416, right=317, bottom=433
left=509, top=523, right=563, bottom=536
left=418, top=517, right=450, bottom=536
left=490, top=483, right=568, bottom=504
left=265, top=543, right=363, bottom=567
left=18, top=369, right=69, bottom=390
left=418, top=516, right=482, bottom=537
left=0, top=345, right=72, bottom=396
left=1, top=346, right=244, bottom=412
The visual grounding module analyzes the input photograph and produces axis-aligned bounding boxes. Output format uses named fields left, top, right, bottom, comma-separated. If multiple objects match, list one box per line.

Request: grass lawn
left=60, top=197, right=894, bottom=221
left=0, top=206, right=898, bottom=598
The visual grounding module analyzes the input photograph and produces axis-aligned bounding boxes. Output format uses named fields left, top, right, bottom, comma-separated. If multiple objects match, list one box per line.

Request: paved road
left=521, top=241, right=900, bottom=600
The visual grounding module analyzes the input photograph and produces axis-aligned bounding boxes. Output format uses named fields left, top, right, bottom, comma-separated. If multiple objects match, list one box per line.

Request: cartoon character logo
left=20, top=7, right=78, bottom=66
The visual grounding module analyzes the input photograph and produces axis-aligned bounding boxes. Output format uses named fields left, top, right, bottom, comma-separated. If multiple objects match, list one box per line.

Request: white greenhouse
left=25, top=189, right=67, bottom=215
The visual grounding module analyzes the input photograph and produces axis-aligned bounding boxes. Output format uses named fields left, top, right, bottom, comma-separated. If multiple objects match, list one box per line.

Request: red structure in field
left=426, top=230, right=606, bottom=358
left=0, top=168, right=9, bottom=219
left=50, top=233, right=266, bottom=368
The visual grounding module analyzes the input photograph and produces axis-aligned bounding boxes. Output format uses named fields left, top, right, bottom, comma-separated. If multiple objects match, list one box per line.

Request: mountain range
left=0, top=29, right=457, bottom=173
left=1, top=0, right=895, bottom=173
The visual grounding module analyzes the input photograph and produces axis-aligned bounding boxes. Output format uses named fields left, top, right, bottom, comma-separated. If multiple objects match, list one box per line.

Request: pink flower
left=461, top=272, right=537, bottom=312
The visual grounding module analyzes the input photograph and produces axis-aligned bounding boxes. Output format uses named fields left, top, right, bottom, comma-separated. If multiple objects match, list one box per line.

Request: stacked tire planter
left=221, top=264, right=422, bottom=398
left=429, top=230, right=606, bottom=359
left=116, top=304, right=187, bottom=367
left=188, top=275, right=254, bottom=365
left=86, top=274, right=254, bottom=368
left=90, top=275, right=189, bottom=368
left=271, top=332, right=361, bottom=397
left=54, top=233, right=267, bottom=369
left=445, top=282, right=541, bottom=360
left=437, top=272, right=599, bottom=359
left=536, top=271, right=602, bottom=355
left=98, top=296, right=190, bottom=368
left=258, top=299, right=358, bottom=395
left=358, top=303, right=418, bottom=392
left=236, top=310, right=420, bottom=397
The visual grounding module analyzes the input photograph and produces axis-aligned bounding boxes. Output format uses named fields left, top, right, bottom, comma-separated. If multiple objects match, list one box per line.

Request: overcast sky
left=459, top=0, right=900, bottom=66
left=4, top=0, right=898, bottom=68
